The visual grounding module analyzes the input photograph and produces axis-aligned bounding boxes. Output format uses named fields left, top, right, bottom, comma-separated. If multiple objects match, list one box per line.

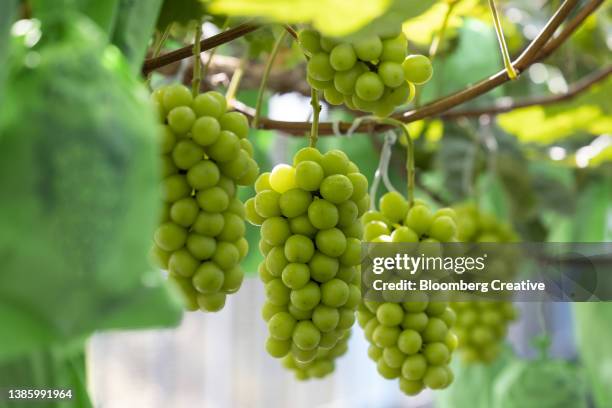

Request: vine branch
left=142, top=23, right=259, bottom=75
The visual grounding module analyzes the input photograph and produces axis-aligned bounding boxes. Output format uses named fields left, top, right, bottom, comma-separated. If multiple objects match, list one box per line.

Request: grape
left=268, top=312, right=297, bottom=341
left=378, top=62, right=405, bottom=88
left=353, top=36, right=383, bottom=61
left=266, top=337, right=291, bottom=358
left=319, top=37, right=338, bottom=52
left=172, top=140, right=203, bottom=170
left=355, top=72, right=384, bottom=102
left=323, top=87, right=345, bottom=105
left=281, top=263, right=310, bottom=289
left=321, top=279, right=349, bottom=307
left=309, top=252, right=339, bottom=282
left=290, top=281, right=321, bottom=311
left=279, top=189, right=312, bottom=218
left=153, top=87, right=256, bottom=313
left=329, top=43, right=357, bottom=71
left=289, top=215, right=317, bottom=237
left=219, top=111, right=249, bottom=139
left=307, top=53, right=334, bottom=82
left=186, top=234, right=216, bottom=260
left=207, top=130, right=240, bottom=163
left=312, top=305, right=340, bottom=332
left=285, top=234, right=315, bottom=263
left=266, top=279, right=291, bottom=305
left=162, top=84, right=192, bottom=111
left=255, top=189, right=281, bottom=218
left=402, top=55, right=433, bottom=85
left=170, top=197, right=199, bottom=227
left=261, top=217, right=291, bottom=246
left=295, top=161, right=324, bottom=191
left=315, top=228, right=347, bottom=257
left=269, top=164, right=297, bottom=193
left=308, top=199, right=339, bottom=230
left=298, top=29, right=321, bottom=56
left=193, top=211, right=224, bottom=236
left=320, top=174, right=353, bottom=204
left=404, top=204, right=433, bottom=236
left=187, top=160, right=220, bottom=189
left=154, top=222, right=187, bottom=251
left=196, top=187, right=229, bottom=213
left=380, top=35, right=407, bottom=62
left=168, top=249, right=199, bottom=277
left=334, top=64, right=364, bottom=95
left=292, top=321, right=321, bottom=350
left=307, top=75, right=332, bottom=91
left=192, top=262, right=224, bottom=294
left=193, top=92, right=224, bottom=118
left=255, top=172, right=272, bottom=193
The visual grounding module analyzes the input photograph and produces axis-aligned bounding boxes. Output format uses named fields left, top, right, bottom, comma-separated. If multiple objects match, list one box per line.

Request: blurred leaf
left=528, top=162, right=576, bottom=215
left=0, top=344, right=92, bottom=408
left=346, top=0, right=436, bottom=39
left=589, top=144, right=612, bottom=167
left=75, top=0, right=120, bottom=37
left=0, top=0, right=16, bottom=105
left=209, top=0, right=389, bottom=36
left=420, top=18, right=501, bottom=103
left=157, top=0, right=205, bottom=30
left=403, top=0, right=486, bottom=47
left=497, top=76, right=612, bottom=144
left=244, top=26, right=275, bottom=58
left=572, top=177, right=612, bottom=241
left=111, top=0, right=164, bottom=73
left=437, top=345, right=516, bottom=408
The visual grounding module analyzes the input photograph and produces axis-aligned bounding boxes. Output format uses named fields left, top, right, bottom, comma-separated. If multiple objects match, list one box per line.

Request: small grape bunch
left=451, top=204, right=519, bottom=363
left=358, top=192, right=459, bottom=395
left=282, top=331, right=351, bottom=380
left=298, top=27, right=433, bottom=117
left=246, top=147, right=368, bottom=375
left=149, top=84, right=259, bottom=312
left=451, top=301, right=517, bottom=363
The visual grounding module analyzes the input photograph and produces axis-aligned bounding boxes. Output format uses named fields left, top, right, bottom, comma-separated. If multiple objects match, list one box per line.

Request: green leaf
left=0, top=0, right=16, bottom=105
left=420, top=18, right=502, bottom=104
left=75, top=0, right=120, bottom=37
left=0, top=344, right=93, bottom=408
left=497, top=76, right=612, bottom=144
left=528, top=162, right=576, bottom=215
left=111, top=0, right=165, bottom=73
left=208, top=0, right=395, bottom=37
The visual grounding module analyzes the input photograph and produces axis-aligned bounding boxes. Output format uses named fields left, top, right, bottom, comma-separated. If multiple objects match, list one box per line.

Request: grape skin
left=249, top=147, right=368, bottom=379
left=151, top=84, right=257, bottom=313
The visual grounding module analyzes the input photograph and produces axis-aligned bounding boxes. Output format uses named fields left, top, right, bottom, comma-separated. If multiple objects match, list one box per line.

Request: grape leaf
left=208, top=0, right=433, bottom=37
left=74, top=0, right=120, bottom=37
left=0, top=0, right=16, bottom=106
left=111, top=0, right=164, bottom=73
left=420, top=18, right=502, bottom=104
left=497, top=76, right=612, bottom=143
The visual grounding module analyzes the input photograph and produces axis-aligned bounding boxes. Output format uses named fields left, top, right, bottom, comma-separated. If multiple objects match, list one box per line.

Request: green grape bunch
left=245, top=147, right=369, bottom=379
left=451, top=203, right=520, bottom=363
left=298, top=27, right=433, bottom=117
left=358, top=192, right=459, bottom=395
left=149, top=84, right=259, bottom=312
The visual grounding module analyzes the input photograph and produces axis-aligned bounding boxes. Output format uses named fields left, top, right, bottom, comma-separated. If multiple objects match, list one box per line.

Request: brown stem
left=142, top=23, right=259, bottom=75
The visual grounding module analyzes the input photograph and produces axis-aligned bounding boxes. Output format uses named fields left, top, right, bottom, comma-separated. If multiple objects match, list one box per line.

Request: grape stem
left=488, top=0, right=518, bottom=80
left=145, top=24, right=171, bottom=89
left=309, top=89, right=321, bottom=147
left=429, top=0, right=459, bottom=61
left=192, top=21, right=203, bottom=97
left=253, top=30, right=287, bottom=129
left=225, top=55, right=246, bottom=107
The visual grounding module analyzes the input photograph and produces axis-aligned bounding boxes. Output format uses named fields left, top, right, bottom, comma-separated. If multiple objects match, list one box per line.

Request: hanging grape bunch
left=357, top=192, right=458, bottom=395
left=150, top=84, right=259, bottom=312
left=245, top=147, right=368, bottom=378
left=451, top=204, right=519, bottom=363
left=298, top=27, right=433, bottom=117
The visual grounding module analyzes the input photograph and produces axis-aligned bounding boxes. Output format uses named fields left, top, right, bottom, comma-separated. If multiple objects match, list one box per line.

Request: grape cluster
left=298, top=28, right=433, bottom=117
left=149, top=84, right=258, bottom=312
left=246, top=147, right=368, bottom=376
left=358, top=192, right=458, bottom=395
left=452, top=204, right=519, bottom=363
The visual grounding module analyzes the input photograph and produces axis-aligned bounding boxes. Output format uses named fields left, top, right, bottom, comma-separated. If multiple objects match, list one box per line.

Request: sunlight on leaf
left=207, top=0, right=392, bottom=36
